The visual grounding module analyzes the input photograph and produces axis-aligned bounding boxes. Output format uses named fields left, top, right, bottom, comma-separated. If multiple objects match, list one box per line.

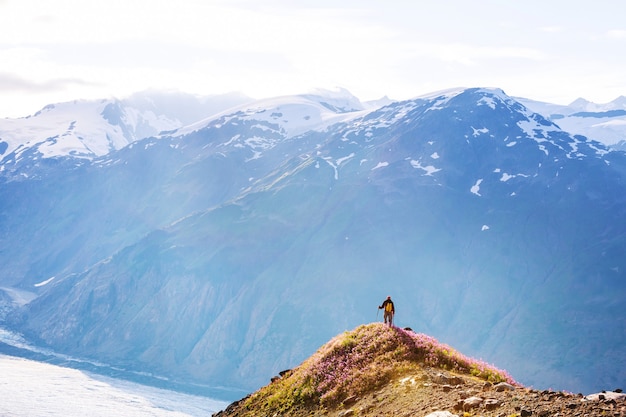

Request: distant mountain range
left=0, top=87, right=624, bottom=397
left=1, top=89, right=624, bottom=177
left=517, top=95, right=626, bottom=151
left=0, top=91, right=253, bottom=178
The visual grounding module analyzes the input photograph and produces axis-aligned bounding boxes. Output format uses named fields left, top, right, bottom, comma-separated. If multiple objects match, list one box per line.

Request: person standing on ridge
left=378, top=296, right=395, bottom=326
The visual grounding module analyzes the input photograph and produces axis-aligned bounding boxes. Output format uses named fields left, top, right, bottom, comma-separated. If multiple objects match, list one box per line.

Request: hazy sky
left=1, top=0, right=625, bottom=117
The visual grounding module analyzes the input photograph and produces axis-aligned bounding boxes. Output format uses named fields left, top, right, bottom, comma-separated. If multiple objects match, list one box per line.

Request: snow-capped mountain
left=517, top=95, right=626, bottom=151
left=0, top=91, right=252, bottom=178
left=173, top=88, right=370, bottom=141
left=1, top=88, right=625, bottom=398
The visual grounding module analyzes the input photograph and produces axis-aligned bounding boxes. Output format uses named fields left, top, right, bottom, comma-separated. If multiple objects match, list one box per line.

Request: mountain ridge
left=0, top=91, right=253, bottom=178
left=516, top=95, right=626, bottom=149
left=2, top=87, right=624, bottom=181
left=1, top=87, right=624, bottom=396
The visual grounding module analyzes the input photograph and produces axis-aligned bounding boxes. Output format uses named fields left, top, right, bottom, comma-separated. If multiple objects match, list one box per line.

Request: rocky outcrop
left=215, top=364, right=625, bottom=416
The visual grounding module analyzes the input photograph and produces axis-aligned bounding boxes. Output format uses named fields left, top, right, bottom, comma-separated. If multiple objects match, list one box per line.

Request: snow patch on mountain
left=517, top=95, right=626, bottom=147
left=174, top=89, right=371, bottom=139
left=0, top=100, right=138, bottom=160
left=372, top=161, right=389, bottom=170
left=410, top=159, right=441, bottom=176
left=498, top=172, right=530, bottom=182
left=478, top=96, right=498, bottom=109
left=471, top=179, right=483, bottom=196
left=336, top=153, right=355, bottom=166
left=34, top=276, right=56, bottom=287
left=517, top=116, right=558, bottom=139
left=0, top=92, right=253, bottom=176
left=418, top=87, right=466, bottom=110
left=472, top=127, right=489, bottom=137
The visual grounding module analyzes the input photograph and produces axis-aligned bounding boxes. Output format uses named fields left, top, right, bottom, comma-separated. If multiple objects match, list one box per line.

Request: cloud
left=428, top=43, right=546, bottom=66
left=0, top=72, right=94, bottom=93
left=607, top=29, right=626, bottom=39
left=540, top=26, right=563, bottom=33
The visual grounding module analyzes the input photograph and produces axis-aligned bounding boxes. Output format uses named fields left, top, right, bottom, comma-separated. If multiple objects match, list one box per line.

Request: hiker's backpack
left=385, top=302, right=393, bottom=312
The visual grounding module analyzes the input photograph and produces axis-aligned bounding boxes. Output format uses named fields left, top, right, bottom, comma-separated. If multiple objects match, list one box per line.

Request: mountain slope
left=2, top=88, right=625, bottom=396
left=0, top=89, right=372, bottom=289
left=215, top=324, right=624, bottom=417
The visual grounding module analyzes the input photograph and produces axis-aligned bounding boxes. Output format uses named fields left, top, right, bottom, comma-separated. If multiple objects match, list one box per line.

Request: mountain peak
left=216, top=324, right=624, bottom=417
left=610, top=95, right=626, bottom=109
left=305, top=86, right=360, bottom=101
left=172, top=89, right=370, bottom=139
left=568, top=97, right=593, bottom=110
left=566, top=96, right=626, bottom=112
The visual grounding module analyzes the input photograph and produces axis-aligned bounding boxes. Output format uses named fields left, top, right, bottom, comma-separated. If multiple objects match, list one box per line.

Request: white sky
left=1, top=0, right=625, bottom=118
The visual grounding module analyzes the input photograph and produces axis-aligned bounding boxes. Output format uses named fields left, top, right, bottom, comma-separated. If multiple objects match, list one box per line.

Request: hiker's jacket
left=380, top=299, right=395, bottom=313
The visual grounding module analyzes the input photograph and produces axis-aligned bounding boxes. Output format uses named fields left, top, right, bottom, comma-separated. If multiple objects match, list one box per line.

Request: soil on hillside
left=214, top=366, right=625, bottom=417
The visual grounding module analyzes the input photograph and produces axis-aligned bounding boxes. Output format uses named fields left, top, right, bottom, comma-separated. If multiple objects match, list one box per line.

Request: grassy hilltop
left=213, top=323, right=624, bottom=416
